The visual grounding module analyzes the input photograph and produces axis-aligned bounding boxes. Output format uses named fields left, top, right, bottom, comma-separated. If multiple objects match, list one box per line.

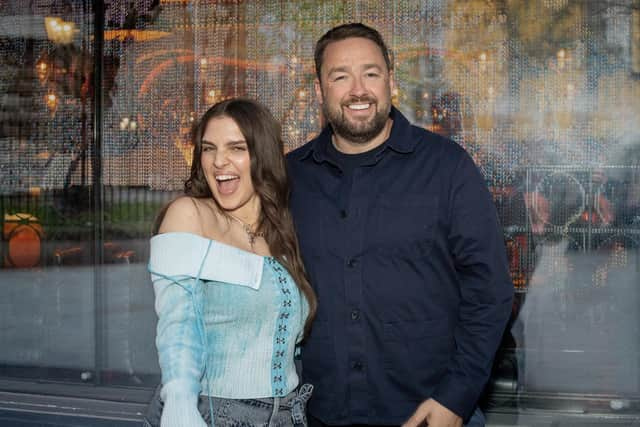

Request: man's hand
left=402, top=398, right=463, bottom=427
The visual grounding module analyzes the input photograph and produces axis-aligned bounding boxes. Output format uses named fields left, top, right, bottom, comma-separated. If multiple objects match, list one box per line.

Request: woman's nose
left=213, top=149, right=228, bottom=167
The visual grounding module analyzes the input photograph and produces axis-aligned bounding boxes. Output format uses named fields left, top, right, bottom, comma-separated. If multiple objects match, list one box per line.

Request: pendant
left=243, top=224, right=262, bottom=246
left=247, top=231, right=257, bottom=246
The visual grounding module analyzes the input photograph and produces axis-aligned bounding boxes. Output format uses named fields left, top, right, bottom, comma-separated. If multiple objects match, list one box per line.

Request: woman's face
left=200, top=116, right=259, bottom=217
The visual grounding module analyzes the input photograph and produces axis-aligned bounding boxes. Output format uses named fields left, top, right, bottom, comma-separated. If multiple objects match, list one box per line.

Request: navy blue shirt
left=287, top=108, right=513, bottom=425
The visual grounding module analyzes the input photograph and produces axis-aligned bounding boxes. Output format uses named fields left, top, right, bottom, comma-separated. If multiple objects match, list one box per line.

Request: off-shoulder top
left=149, top=232, right=308, bottom=425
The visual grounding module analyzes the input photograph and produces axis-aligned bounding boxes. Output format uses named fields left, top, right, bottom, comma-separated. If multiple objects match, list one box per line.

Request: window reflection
left=0, top=1, right=639, bottom=423
left=512, top=167, right=640, bottom=397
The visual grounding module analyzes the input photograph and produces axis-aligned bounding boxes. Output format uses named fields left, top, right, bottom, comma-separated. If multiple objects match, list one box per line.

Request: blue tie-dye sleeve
left=153, top=274, right=207, bottom=426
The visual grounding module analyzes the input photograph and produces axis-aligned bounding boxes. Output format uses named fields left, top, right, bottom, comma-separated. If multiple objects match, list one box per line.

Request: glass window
left=0, top=0, right=100, bottom=385
left=1, top=1, right=639, bottom=424
left=0, top=0, right=169, bottom=389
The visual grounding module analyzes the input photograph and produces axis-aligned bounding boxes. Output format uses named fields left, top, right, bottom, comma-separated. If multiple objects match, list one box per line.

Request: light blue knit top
left=149, top=232, right=308, bottom=425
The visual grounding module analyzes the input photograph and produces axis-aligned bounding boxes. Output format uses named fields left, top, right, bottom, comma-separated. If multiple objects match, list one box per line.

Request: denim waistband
left=144, top=383, right=313, bottom=427
left=239, top=383, right=313, bottom=408
left=231, top=383, right=313, bottom=426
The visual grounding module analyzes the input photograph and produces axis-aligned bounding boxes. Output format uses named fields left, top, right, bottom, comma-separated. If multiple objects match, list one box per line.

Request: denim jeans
left=143, top=384, right=313, bottom=427
left=464, top=407, right=486, bottom=427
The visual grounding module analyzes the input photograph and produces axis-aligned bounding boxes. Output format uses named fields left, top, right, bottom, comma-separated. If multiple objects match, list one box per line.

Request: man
left=287, top=23, right=513, bottom=427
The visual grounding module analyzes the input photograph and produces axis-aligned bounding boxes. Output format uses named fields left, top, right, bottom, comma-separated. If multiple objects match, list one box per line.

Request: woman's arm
left=153, top=275, right=207, bottom=427
left=153, top=198, right=209, bottom=427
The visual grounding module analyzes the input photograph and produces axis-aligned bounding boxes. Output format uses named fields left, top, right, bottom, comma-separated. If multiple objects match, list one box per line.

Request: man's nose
left=350, top=76, right=367, bottom=97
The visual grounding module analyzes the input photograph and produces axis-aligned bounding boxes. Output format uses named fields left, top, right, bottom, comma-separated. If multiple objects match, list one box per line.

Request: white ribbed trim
left=160, top=379, right=207, bottom=427
left=150, top=232, right=263, bottom=289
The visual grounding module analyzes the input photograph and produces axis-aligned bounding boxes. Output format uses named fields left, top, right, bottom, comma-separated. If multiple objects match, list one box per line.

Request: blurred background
left=0, top=1, right=639, bottom=425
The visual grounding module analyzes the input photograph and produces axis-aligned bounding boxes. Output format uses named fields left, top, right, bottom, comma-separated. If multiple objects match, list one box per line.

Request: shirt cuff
left=160, top=379, right=207, bottom=427
left=431, top=374, right=478, bottom=420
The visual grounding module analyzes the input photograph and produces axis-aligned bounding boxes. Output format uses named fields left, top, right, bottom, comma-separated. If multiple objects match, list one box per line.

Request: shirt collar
left=301, top=106, right=418, bottom=164
left=385, top=106, right=419, bottom=154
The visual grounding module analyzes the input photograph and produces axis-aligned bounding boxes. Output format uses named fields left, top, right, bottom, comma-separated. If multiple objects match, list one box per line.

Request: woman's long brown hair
left=174, top=98, right=317, bottom=336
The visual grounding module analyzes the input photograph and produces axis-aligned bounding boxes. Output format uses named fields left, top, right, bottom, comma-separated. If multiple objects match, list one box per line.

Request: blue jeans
left=143, top=384, right=313, bottom=427
left=465, top=407, right=486, bottom=427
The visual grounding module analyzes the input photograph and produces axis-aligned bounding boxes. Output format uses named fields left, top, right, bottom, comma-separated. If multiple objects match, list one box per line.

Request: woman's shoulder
left=157, top=196, right=215, bottom=235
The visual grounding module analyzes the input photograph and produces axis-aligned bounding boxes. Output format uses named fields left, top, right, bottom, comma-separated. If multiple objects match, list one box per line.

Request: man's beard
left=323, top=95, right=390, bottom=144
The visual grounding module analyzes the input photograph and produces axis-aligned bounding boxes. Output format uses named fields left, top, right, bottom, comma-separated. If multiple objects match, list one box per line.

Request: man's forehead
left=322, top=38, right=387, bottom=68
left=324, top=36, right=382, bottom=54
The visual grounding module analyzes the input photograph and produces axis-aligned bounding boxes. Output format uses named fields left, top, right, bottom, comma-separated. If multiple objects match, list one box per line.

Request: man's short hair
left=314, top=22, right=392, bottom=81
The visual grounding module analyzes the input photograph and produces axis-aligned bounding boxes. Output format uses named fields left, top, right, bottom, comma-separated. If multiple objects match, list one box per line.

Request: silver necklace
left=227, top=213, right=264, bottom=247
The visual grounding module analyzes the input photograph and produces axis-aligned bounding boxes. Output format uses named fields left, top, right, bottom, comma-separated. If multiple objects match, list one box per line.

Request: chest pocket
left=370, top=194, right=439, bottom=257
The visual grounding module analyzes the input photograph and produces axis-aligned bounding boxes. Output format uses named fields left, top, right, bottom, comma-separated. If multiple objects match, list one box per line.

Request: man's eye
left=366, top=72, right=380, bottom=78
left=333, top=75, right=346, bottom=81
left=202, top=146, right=215, bottom=152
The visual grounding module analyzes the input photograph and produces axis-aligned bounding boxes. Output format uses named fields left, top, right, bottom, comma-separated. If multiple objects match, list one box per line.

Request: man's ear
left=314, top=78, right=323, bottom=105
left=389, top=70, right=397, bottom=96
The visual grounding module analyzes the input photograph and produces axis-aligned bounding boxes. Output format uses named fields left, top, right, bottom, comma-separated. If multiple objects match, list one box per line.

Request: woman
left=144, top=98, right=317, bottom=427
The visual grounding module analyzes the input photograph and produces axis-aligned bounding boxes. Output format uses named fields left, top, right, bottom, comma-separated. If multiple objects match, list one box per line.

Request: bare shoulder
left=157, top=196, right=206, bottom=235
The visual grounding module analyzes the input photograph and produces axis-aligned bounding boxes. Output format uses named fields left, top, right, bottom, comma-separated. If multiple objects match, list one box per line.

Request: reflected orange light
left=36, top=59, right=48, bottom=82
left=103, top=29, right=171, bottom=42
left=295, top=88, right=307, bottom=101
left=3, top=213, right=43, bottom=268
left=139, top=56, right=193, bottom=96
left=206, top=89, right=217, bottom=104
left=46, top=93, right=58, bottom=111
left=135, top=49, right=192, bottom=64
left=175, top=137, right=193, bottom=166
left=139, top=55, right=296, bottom=97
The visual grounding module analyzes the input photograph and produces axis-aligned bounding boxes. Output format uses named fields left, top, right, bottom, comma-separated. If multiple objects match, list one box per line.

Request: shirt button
left=352, top=360, right=364, bottom=371
left=347, top=258, right=357, bottom=268
left=350, top=309, right=360, bottom=321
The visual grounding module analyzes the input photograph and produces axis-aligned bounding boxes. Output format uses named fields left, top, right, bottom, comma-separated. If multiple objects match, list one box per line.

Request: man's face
left=315, top=37, right=395, bottom=145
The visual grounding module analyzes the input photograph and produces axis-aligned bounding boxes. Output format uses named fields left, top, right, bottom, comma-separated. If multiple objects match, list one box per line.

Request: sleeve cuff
left=160, top=379, right=206, bottom=427
left=431, top=374, right=479, bottom=421
left=160, top=378, right=201, bottom=401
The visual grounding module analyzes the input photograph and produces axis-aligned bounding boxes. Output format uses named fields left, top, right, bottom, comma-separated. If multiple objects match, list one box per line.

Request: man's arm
left=409, top=151, right=514, bottom=425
